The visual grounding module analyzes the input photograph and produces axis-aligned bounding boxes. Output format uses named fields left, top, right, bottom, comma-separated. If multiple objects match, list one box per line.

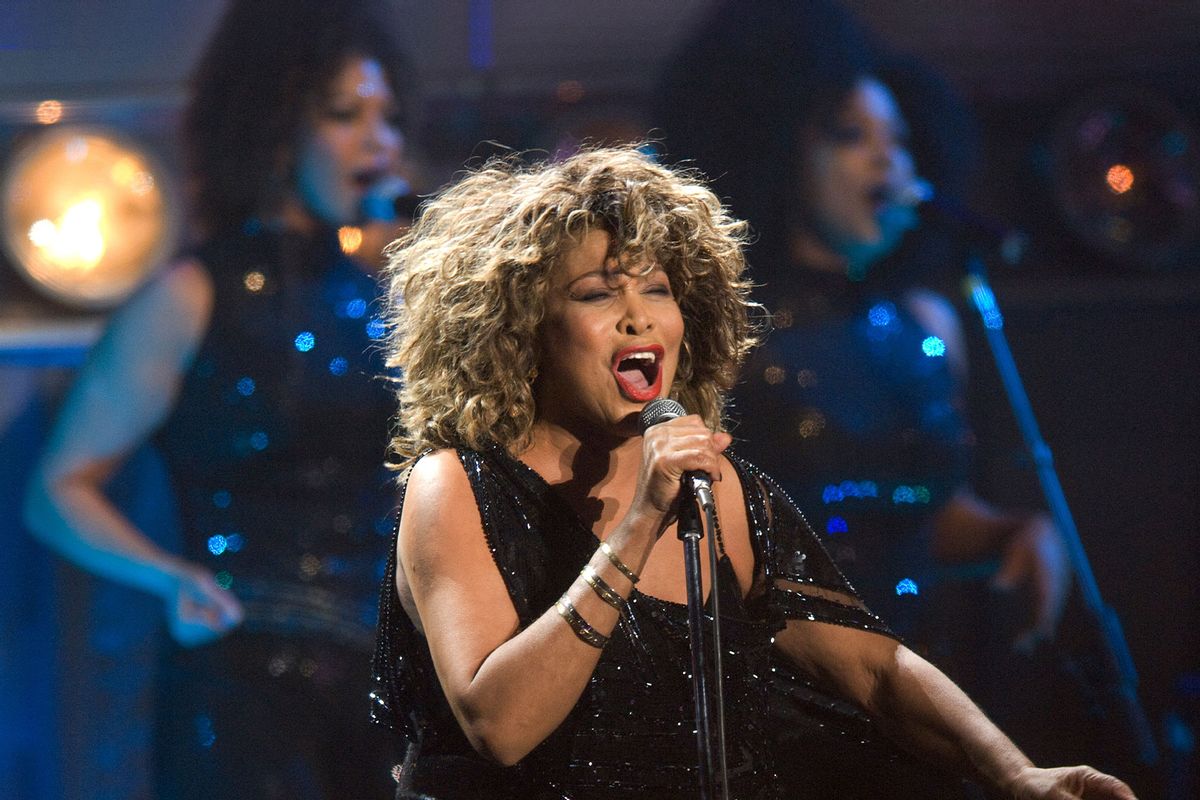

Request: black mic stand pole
left=677, top=477, right=729, bottom=799
left=963, top=254, right=1159, bottom=766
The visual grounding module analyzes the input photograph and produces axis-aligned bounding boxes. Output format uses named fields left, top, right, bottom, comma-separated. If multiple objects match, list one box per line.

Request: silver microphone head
left=639, top=397, right=686, bottom=432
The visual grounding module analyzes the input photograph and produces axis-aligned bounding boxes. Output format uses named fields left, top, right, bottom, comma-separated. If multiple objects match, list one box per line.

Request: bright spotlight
left=1, top=126, right=180, bottom=309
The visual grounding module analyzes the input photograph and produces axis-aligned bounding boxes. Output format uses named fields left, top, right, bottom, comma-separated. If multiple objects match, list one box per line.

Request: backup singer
left=371, top=146, right=1134, bottom=800
left=25, top=1, right=411, bottom=795
left=654, top=2, right=1088, bottom=784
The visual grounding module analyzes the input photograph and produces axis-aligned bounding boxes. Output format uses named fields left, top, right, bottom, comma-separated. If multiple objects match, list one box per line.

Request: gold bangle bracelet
left=598, top=541, right=639, bottom=584
left=555, top=595, right=609, bottom=649
left=581, top=564, right=627, bottom=615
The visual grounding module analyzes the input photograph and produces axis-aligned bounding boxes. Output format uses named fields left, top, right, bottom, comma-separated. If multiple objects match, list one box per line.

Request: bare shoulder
left=161, top=256, right=214, bottom=302
left=404, top=449, right=475, bottom=521
left=145, top=257, right=214, bottom=337
left=396, top=448, right=516, bottom=647
left=104, top=257, right=214, bottom=358
left=398, top=449, right=483, bottom=564
left=37, top=258, right=217, bottom=471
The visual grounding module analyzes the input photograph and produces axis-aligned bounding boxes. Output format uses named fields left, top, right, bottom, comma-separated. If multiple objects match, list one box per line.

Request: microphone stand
left=677, top=478, right=729, bottom=799
left=963, top=254, right=1159, bottom=766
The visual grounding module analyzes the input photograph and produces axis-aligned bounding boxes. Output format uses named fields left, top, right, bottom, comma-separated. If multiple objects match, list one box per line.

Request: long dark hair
left=656, top=0, right=877, bottom=276
left=656, top=0, right=977, bottom=292
left=184, top=0, right=414, bottom=235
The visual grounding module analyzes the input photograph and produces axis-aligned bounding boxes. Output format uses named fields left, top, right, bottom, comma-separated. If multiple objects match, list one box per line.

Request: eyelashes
left=569, top=284, right=673, bottom=303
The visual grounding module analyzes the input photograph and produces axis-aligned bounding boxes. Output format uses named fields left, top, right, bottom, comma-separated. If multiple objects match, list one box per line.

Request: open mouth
left=352, top=168, right=386, bottom=191
left=867, top=184, right=891, bottom=212
left=612, top=345, right=664, bottom=402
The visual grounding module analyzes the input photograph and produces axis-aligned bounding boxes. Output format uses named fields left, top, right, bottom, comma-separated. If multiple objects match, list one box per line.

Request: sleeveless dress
left=152, top=224, right=399, bottom=799
left=733, top=276, right=972, bottom=644
left=372, top=446, right=903, bottom=800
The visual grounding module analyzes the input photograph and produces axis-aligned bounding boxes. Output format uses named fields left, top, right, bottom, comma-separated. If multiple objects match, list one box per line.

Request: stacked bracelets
left=599, top=541, right=639, bottom=584
left=555, top=597, right=610, bottom=648
left=581, top=565, right=626, bottom=614
left=555, top=541, right=640, bottom=649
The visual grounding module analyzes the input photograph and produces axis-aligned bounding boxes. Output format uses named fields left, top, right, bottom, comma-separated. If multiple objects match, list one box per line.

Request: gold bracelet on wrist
left=581, top=564, right=627, bottom=615
left=555, top=595, right=609, bottom=649
left=598, top=541, right=639, bottom=585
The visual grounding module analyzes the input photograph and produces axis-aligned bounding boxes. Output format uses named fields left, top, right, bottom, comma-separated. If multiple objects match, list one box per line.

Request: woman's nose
left=620, top=290, right=652, bottom=335
left=871, top=133, right=898, bottom=169
left=367, top=115, right=404, bottom=158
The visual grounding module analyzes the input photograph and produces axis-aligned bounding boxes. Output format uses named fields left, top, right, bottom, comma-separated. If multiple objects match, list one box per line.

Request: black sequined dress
left=372, top=446, right=901, bottom=800
left=152, top=224, right=398, bottom=799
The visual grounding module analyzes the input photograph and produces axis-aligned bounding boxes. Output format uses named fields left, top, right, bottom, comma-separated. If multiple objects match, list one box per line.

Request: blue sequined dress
left=733, top=276, right=971, bottom=643
left=372, top=446, right=904, bottom=800
left=152, top=225, right=399, bottom=798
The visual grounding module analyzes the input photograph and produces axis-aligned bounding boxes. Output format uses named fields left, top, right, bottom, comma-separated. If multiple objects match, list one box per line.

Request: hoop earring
left=676, top=338, right=694, bottom=383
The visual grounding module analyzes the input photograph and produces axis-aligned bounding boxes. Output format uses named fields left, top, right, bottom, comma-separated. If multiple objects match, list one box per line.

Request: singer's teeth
left=616, top=350, right=659, bottom=394
left=617, top=351, right=658, bottom=378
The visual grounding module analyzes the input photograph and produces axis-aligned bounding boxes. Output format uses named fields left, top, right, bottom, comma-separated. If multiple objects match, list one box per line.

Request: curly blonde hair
left=383, top=146, right=756, bottom=462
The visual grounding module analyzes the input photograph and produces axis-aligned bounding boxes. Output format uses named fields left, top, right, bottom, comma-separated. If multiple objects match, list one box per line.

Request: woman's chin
left=300, top=192, right=357, bottom=229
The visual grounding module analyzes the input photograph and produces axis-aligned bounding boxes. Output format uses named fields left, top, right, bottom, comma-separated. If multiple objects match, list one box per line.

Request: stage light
left=35, top=99, right=63, bottom=125
left=796, top=410, right=826, bottom=439
left=1051, top=88, right=1200, bottom=270
left=1, top=125, right=180, bottom=309
left=1106, top=163, right=1134, bottom=194
left=243, top=270, right=266, bottom=293
left=338, top=225, right=364, bottom=254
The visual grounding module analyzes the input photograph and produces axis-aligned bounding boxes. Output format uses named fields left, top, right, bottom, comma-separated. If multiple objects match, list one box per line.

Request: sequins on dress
left=372, top=446, right=901, bottom=800
left=733, top=278, right=971, bottom=636
left=152, top=224, right=398, bottom=799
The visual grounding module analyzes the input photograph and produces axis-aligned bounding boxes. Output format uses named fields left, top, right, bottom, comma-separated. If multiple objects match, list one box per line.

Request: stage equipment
left=1050, top=87, right=1200, bottom=270
left=640, top=398, right=729, bottom=800
left=964, top=256, right=1159, bottom=768
left=1, top=124, right=180, bottom=309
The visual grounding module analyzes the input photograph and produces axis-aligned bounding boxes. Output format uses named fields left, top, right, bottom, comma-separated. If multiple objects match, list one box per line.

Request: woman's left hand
left=1007, top=765, right=1137, bottom=800
left=992, top=512, right=1070, bottom=651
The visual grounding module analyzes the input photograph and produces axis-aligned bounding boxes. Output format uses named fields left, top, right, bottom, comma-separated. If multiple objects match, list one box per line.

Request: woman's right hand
left=23, top=260, right=231, bottom=644
left=166, top=564, right=245, bottom=647
left=633, top=413, right=732, bottom=528
left=1006, top=765, right=1136, bottom=800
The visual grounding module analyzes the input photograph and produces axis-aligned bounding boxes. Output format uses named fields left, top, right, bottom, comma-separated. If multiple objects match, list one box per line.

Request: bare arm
left=23, top=259, right=242, bottom=644
left=908, top=288, right=1070, bottom=645
left=397, top=417, right=730, bottom=765
left=775, top=620, right=1135, bottom=799
left=933, top=492, right=1067, bottom=643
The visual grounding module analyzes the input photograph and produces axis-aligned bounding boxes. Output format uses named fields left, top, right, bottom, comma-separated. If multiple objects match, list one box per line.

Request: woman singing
left=371, top=146, right=1134, bottom=800
left=25, top=1, right=412, bottom=795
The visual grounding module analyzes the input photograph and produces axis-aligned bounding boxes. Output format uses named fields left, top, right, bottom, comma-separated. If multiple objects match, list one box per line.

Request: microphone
left=360, top=176, right=421, bottom=223
left=639, top=398, right=716, bottom=511
left=897, top=177, right=1028, bottom=266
